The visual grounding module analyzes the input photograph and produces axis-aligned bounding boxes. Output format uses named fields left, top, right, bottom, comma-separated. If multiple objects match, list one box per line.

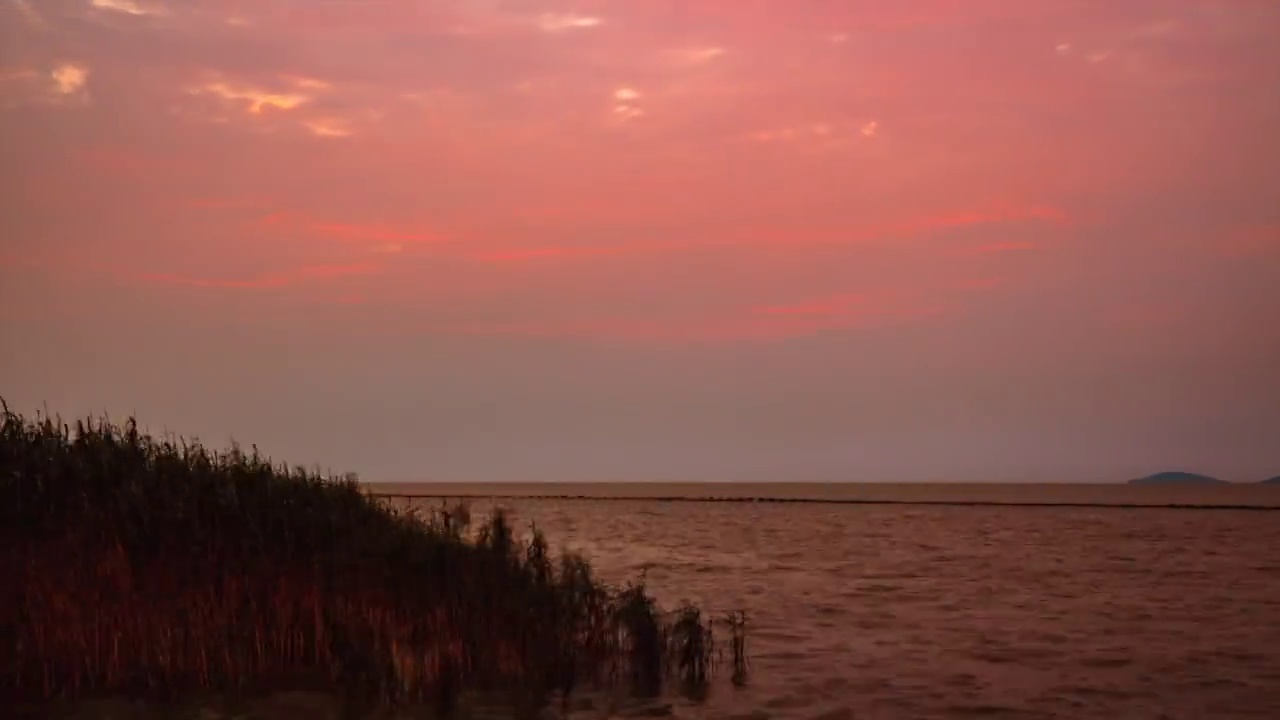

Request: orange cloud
left=91, top=0, right=165, bottom=17
left=3, top=62, right=92, bottom=105
left=178, top=74, right=358, bottom=137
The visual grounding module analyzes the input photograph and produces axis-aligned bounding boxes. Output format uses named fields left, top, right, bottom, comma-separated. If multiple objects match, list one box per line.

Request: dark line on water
left=369, top=493, right=1280, bottom=512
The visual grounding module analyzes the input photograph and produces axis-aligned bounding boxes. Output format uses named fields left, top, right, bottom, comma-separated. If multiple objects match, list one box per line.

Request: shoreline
left=365, top=482, right=1280, bottom=510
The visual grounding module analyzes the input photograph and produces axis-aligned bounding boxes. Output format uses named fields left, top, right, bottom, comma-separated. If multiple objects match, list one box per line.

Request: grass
left=0, top=400, right=748, bottom=717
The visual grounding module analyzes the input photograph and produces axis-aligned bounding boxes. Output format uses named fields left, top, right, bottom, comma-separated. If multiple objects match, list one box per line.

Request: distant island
left=1128, top=471, right=1226, bottom=485
left=1262, top=476, right=1280, bottom=485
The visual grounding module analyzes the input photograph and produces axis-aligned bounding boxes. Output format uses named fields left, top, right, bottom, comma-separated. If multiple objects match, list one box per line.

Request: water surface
left=397, top=489, right=1280, bottom=719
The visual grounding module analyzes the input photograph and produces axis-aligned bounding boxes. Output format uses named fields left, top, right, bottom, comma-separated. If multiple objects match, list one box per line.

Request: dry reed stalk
left=0, top=400, right=749, bottom=715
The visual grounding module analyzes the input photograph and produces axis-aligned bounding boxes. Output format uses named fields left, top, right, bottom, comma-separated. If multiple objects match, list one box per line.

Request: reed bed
left=0, top=401, right=748, bottom=716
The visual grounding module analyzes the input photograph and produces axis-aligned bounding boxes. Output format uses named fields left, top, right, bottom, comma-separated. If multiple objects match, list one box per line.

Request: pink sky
left=2, top=0, right=1278, bottom=482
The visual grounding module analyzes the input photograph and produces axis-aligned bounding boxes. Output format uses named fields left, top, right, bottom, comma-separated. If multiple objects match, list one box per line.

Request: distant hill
left=1261, top=476, right=1280, bottom=485
left=1128, top=471, right=1226, bottom=486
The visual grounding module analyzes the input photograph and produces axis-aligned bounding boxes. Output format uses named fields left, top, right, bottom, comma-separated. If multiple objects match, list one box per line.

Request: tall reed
left=0, top=400, right=745, bottom=714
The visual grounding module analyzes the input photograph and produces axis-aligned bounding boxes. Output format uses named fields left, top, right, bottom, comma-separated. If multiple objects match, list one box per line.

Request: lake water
left=392, top=484, right=1280, bottom=720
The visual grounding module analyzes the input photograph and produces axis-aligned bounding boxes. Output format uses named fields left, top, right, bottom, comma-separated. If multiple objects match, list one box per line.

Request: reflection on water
left=401, top=497, right=1280, bottom=719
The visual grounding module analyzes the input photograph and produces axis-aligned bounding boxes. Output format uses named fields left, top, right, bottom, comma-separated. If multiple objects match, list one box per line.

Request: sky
left=1, top=0, right=1278, bottom=483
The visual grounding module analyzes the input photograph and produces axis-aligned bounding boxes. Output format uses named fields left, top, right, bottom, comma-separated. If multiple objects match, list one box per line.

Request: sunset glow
left=2, top=0, right=1277, bottom=482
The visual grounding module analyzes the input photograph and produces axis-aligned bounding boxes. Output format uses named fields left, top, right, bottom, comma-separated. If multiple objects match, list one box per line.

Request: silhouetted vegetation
left=0, top=400, right=746, bottom=716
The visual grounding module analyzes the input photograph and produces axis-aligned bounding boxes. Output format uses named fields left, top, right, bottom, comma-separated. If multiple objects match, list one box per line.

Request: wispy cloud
left=959, top=241, right=1038, bottom=255
left=90, top=0, right=163, bottom=17
left=187, top=80, right=310, bottom=114
left=1130, top=19, right=1179, bottom=39
left=688, top=204, right=1065, bottom=251
left=750, top=123, right=832, bottom=143
left=756, top=293, right=868, bottom=316
left=4, top=62, right=95, bottom=106
left=475, top=246, right=625, bottom=263
left=667, top=46, right=726, bottom=66
left=537, top=13, right=602, bottom=33
left=249, top=212, right=447, bottom=248
left=309, top=221, right=444, bottom=245
left=13, top=0, right=47, bottom=28
left=305, top=118, right=353, bottom=138
left=463, top=203, right=1067, bottom=267
left=175, top=73, right=370, bottom=138
left=142, top=261, right=380, bottom=290
left=746, top=119, right=878, bottom=144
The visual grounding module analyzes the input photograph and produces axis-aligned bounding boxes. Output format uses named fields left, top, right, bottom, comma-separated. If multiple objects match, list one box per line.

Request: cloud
left=282, top=76, right=332, bottom=92
left=51, top=64, right=89, bottom=95
left=13, top=0, right=47, bottom=28
left=305, top=118, right=353, bottom=138
left=1130, top=19, right=1179, bottom=39
left=175, top=73, right=370, bottom=138
left=1056, top=43, right=1072, bottom=56
left=0, top=68, right=40, bottom=85
left=750, top=124, right=829, bottom=142
left=142, top=261, right=380, bottom=290
left=3, top=62, right=95, bottom=107
left=690, top=204, right=1066, bottom=251
left=90, top=0, right=163, bottom=17
left=188, top=80, right=310, bottom=114
left=247, top=212, right=447, bottom=248
left=462, top=202, right=1067, bottom=266
left=610, top=86, right=644, bottom=121
left=475, top=246, right=625, bottom=263
left=912, top=205, right=1066, bottom=233
left=959, top=241, right=1038, bottom=255
left=756, top=293, right=868, bottom=316
left=537, top=13, right=602, bottom=33
left=308, top=221, right=444, bottom=245
left=453, top=296, right=947, bottom=343
left=668, top=46, right=726, bottom=65
left=747, top=120, right=873, bottom=144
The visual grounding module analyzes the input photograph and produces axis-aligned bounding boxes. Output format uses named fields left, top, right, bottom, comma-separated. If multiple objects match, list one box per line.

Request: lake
left=386, top=483, right=1280, bottom=719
